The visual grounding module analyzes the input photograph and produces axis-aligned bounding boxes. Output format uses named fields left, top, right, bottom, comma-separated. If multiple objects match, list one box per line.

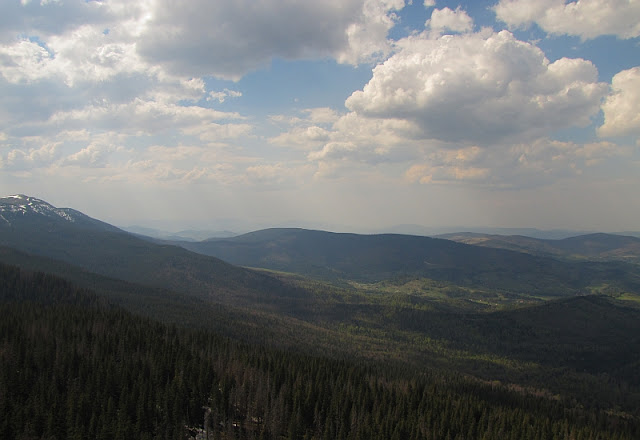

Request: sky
left=1, top=0, right=639, bottom=233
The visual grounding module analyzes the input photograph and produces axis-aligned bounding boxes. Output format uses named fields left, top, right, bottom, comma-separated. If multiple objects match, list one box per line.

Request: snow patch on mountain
left=0, top=194, right=80, bottom=225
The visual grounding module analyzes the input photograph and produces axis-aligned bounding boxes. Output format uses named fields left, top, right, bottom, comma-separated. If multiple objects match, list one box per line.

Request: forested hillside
left=0, top=197, right=311, bottom=312
left=2, top=263, right=639, bottom=440
left=179, top=228, right=640, bottom=295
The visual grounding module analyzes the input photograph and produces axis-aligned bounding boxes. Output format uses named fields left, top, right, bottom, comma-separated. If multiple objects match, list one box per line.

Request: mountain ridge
left=179, top=227, right=640, bottom=296
left=438, top=231, right=640, bottom=262
left=0, top=195, right=310, bottom=311
left=0, top=194, right=121, bottom=233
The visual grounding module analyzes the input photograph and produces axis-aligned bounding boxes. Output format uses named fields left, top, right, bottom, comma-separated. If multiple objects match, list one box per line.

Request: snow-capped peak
left=0, top=194, right=122, bottom=233
left=0, top=194, right=78, bottom=224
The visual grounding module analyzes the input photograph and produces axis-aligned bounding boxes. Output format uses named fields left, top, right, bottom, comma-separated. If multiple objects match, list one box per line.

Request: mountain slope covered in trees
left=0, top=196, right=310, bottom=311
left=2, top=263, right=639, bottom=440
left=179, top=228, right=640, bottom=296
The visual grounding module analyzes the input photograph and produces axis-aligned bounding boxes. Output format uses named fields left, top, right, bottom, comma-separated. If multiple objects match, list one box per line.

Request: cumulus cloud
left=308, top=142, right=361, bottom=161
left=138, top=0, right=405, bottom=80
left=426, top=7, right=474, bottom=36
left=337, top=0, right=405, bottom=65
left=274, top=26, right=622, bottom=188
left=0, top=2, right=153, bottom=87
left=599, top=67, right=640, bottom=139
left=494, top=0, right=640, bottom=40
left=1, top=142, right=61, bottom=171
left=0, top=0, right=216, bottom=141
left=64, top=144, right=115, bottom=168
left=346, top=30, right=608, bottom=144
left=298, top=113, right=423, bottom=173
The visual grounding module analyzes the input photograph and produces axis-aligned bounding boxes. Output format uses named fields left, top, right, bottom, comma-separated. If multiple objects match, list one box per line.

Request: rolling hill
left=178, top=227, right=640, bottom=296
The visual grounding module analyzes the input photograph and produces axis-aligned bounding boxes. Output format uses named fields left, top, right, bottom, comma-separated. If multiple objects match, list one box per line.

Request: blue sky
left=1, top=0, right=639, bottom=233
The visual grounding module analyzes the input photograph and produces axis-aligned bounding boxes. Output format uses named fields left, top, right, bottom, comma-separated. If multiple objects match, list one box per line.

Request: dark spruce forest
left=2, top=194, right=640, bottom=439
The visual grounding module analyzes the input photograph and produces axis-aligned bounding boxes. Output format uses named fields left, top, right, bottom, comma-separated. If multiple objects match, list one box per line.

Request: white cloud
left=301, top=113, right=423, bottom=172
left=0, top=3, right=153, bottom=87
left=138, top=0, right=406, bottom=79
left=2, top=0, right=408, bottom=85
left=424, top=0, right=436, bottom=7
left=1, top=142, right=61, bottom=171
left=63, top=144, right=115, bottom=168
left=330, top=112, right=421, bottom=151
left=599, top=67, right=640, bottom=140
left=308, top=142, right=360, bottom=161
left=494, top=0, right=640, bottom=40
left=60, top=132, right=127, bottom=168
left=0, top=0, right=213, bottom=139
left=337, top=0, right=406, bottom=65
left=346, top=30, right=608, bottom=145
left=208, top=89, right=243, bottom=103
left=426, top=7, right=474, bottom=36
left=269, top=126, right=332, bottom=149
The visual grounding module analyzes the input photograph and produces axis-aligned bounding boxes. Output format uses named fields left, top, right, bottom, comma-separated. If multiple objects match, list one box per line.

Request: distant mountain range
left=438, top=232, right=640, bottom=262
left=122, top=225, right=237, bottom=242
left=177, top=227, right=640, bottom=296
left=380, top=224, right=600, bottom=240
left=2, top=195, right=640, bottom=303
